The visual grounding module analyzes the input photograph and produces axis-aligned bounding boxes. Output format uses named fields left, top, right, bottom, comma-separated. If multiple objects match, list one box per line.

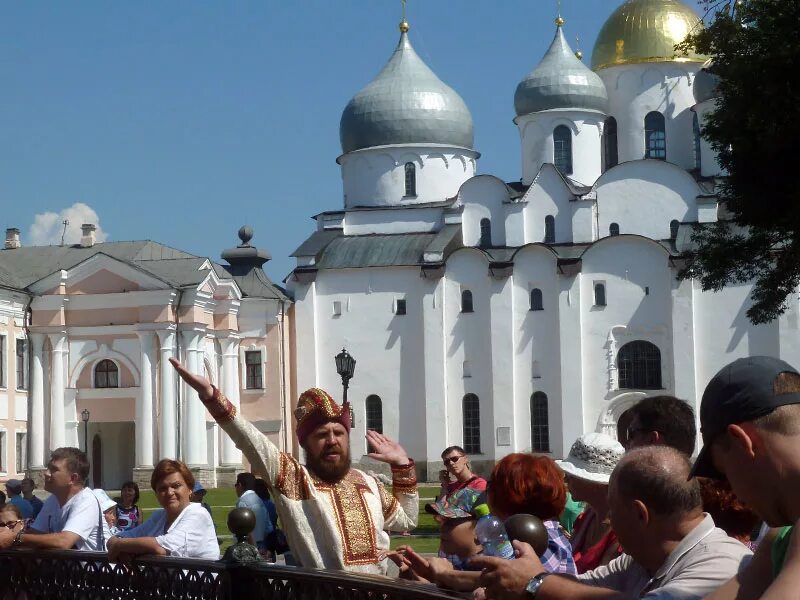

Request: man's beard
left=306, top=446, right=352, bottom=484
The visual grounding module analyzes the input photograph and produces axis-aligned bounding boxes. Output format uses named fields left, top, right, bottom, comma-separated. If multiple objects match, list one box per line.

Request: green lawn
left=137, top=486, right=442, bottom=555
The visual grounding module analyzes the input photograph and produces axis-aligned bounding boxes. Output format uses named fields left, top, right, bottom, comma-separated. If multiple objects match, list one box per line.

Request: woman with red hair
left=106, top=459, right=218, bottom=561
left=488, top=453, right=576, bottom=575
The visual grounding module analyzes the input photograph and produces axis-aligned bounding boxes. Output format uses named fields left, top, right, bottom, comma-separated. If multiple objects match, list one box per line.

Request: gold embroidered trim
left=391, top=459, right=418, bottom=495
left=315, top=471, right=379, bottom=565
left=377, top=482, right=399, bottom=520
left=276, top=453, right=310, bottom=501
left=204, top=386, right=237, bottom=423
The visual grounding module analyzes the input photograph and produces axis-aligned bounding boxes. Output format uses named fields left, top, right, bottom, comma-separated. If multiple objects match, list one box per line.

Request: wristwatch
left=525, top=573, right=551, bottom=598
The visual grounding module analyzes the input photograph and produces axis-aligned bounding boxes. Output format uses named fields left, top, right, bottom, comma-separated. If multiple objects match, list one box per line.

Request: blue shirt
left=27, top=495, right=44, bottom=519
left=9, top=495, right=34, bottom=519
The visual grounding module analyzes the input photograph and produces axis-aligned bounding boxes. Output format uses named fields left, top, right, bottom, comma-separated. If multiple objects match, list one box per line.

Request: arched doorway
left=92, top=434, right=102, bottom=489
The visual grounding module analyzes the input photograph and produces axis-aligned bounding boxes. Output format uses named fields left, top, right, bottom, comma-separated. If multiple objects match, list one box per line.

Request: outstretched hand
left=169, top=357, right=214, bottom=401
left=472, top=541, right=543, bottom=600
left=366, top=430, right=410, bottom=467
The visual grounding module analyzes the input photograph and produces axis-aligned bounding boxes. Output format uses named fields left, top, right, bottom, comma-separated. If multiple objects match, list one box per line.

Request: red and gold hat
left=295, top=388, right=351, bottom=444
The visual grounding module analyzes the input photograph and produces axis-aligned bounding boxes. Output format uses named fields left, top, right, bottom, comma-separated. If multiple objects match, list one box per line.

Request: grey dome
left=515, top=25, right=609, bottom=117
left=340, top=30, right=474, bottom=154
left=693, top=64, right=720, bottom=104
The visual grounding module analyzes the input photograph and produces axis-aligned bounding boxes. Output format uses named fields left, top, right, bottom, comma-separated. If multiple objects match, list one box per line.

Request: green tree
left=677, top=0, right=800, bottom=324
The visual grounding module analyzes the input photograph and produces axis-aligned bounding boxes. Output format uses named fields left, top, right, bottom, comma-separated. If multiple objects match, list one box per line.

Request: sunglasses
left=0, top=520, right=24, bottom=529
left=443, top=455, right=464, bottom=465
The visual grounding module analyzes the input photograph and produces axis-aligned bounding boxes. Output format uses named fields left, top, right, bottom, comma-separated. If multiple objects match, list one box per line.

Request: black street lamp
left=81, top=409, right=90, bottom=453
left=334, top=348, right=356, bottom=426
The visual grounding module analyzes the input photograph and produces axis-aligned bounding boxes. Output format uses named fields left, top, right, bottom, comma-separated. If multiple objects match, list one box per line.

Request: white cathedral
left=287, top=0, right=800, bottom=480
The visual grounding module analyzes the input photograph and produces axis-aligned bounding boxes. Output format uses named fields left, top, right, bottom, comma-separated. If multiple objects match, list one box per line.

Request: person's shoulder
left=469, top=476, right=488, bottom=491
left=183, top=501, right=214, bottom=522
left=702, top=528, right=755, bottom=558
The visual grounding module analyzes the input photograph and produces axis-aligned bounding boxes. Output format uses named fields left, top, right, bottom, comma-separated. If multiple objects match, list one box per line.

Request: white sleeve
left=155, top=505, right=218, bottom=560
left=61, top=493, right=101, bottom=547
left=118, top=510, right=165, bottom=539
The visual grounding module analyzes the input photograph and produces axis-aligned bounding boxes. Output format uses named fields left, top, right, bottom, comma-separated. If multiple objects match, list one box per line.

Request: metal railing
left=0, top=549, right=459, bottom=600
left=0, top=509, right=458, bottom=600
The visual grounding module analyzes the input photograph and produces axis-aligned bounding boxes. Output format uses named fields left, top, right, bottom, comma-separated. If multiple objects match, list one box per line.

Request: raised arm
left=367, top=430, right=419, bottom=531
left=170, top=358, right=283, bottom=484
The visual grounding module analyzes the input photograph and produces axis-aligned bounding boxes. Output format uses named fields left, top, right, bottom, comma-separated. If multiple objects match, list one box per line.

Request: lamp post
left=81, top=409, right=90, bottom=453
left=334, top=348, right=356, bottom=426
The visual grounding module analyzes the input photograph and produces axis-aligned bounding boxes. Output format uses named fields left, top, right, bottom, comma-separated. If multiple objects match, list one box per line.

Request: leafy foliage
left=676, top=0, right=800, bottom=323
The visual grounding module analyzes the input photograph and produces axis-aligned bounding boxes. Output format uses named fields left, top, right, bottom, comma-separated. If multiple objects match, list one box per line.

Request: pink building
left=0, top=225, right=292, bottom=488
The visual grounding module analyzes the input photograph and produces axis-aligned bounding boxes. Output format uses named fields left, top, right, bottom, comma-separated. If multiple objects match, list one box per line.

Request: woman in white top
left=106, top=459, right=219, bottom=561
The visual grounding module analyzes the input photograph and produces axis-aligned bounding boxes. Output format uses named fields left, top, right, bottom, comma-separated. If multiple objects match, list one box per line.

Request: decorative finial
left=575, top=34, right=583, bottom=60
left=555, top=0, right=564, bottom=27
left=399, top=0, right=409, bottom=33
left=238, top=225, right=254, bottom=247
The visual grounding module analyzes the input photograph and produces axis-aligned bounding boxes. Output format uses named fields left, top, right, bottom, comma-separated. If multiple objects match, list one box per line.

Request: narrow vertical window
left=245, top=351, right=264, bottom=389
left=461, top=290, right=474, bottom=313
left=366, top=395, right=383, bottom=434
left=395, top=298, right=407, bottom=315
left=594, top=283, right=607, bottom=307
left=670, top=219, right=680, bottom=241
left=531, top=392, right=550, bottom=453
left=0, top=334, right=5, bottom=387
left=463, top=394, right=481, bottom=454
left=553, top=125, right=573, bottom=175
left=693, top=112, right=702, bottom=171
left=544, top=215, right=555, bottom=244
left=530, top=288, right=544, bottom=311
left=16, top=339, right=26, bottom=390
left=16, top=431, right=27, bottom=473
left=479, top=218, right=492, bottom=247
left=94, top=359, right=119, bottom=388
left=604, top=117, right=618, bottom=170
left=609, top=223, right=620, bottom=236
left=644, top=111, right=666, bottom=160
left=404, top=162, right=416, bottom=197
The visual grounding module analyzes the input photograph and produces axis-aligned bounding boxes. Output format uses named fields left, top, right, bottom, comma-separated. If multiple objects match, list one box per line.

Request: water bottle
left=473, top=504, right=515, bottom=560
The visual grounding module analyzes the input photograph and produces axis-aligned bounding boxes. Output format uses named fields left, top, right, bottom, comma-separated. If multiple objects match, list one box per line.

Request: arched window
left=617, top=341, right=662, bottom=390
left=479, top=218, right=492, bottom=247
left=644, top=112, right=666, bottom=160
left=530, top=288, right=544, bottom=311
left=670, top=219, right=680, bottom=240
left=594, top=283, right=606, bottom=307
left=609, top=222, right=620, bottom=236
left=553, top=125, right=573, bottom=175
left=404, top=162, right=416, bottom=197
left=693, top=112, right=702, bottom=171
left=531, top=392, right=550, bottom=453
left=365, top=395, right=383, bottom=434
left=544, top=215, right=555, bottom=244
left=461, top=290, right=474, bottom=313
left=94, top=359, right=119, bottom=388
left=604, top=117, right=618, bottom=170
left=463, top=394, right=481, bottom=454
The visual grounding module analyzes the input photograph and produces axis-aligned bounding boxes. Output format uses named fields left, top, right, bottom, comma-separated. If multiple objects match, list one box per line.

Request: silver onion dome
left=514, top=21, right=609, bottom=117
left=340, top=25, right=474, bottom=154
left=693, top=61, right=720, bottom=104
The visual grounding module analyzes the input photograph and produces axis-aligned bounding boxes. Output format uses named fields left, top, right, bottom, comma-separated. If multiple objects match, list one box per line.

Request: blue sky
left=0, top=0, right=704, bottom=283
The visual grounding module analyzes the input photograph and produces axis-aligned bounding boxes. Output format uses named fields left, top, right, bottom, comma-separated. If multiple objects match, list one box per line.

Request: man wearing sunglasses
left=438, top=446, right=487, bottom=500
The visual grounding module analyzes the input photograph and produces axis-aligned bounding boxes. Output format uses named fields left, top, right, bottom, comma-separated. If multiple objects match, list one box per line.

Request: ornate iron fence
left=0, top=549, right=459, bottom=600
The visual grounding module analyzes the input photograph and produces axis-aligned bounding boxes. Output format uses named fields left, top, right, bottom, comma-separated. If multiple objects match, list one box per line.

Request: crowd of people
left=1, top=355, right=799, bottom=600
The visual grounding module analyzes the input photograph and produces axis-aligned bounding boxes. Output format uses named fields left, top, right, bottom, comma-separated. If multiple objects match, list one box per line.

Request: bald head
left=613, top=446, right=702, bottom=516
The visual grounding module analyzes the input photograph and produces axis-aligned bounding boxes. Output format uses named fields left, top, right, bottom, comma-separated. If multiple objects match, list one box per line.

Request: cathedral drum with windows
left=287, top=0, right=800, bottom=479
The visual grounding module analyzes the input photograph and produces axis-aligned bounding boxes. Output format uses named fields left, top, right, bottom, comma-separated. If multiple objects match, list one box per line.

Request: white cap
left=92, top=489, right=117, bottom=513
left=556, top=432, right=625, bottom=484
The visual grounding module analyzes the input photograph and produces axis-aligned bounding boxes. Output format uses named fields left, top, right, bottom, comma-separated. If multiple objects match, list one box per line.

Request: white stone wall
left=599, top=63, right=702, bottom=170
left=340, top=145, right=478, bottom=208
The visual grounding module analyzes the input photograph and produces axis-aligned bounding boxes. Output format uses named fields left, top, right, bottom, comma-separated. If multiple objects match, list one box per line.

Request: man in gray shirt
left=474, top=446, right=751, bottom=599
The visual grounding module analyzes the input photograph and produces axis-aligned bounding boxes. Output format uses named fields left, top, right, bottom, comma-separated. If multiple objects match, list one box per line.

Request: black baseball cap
left=691, top=356, right=800, bottom=479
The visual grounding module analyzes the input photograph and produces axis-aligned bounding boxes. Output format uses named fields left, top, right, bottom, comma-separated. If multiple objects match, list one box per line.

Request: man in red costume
left=171, top=359, right=418, bottom=574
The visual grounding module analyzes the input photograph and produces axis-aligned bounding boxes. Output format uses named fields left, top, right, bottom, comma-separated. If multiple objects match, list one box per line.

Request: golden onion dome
left=591, top=0, right=708, bottom=71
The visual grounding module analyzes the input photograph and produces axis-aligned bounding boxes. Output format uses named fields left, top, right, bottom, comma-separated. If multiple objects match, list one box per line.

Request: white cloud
left=28, top=203, right=109, bottom=246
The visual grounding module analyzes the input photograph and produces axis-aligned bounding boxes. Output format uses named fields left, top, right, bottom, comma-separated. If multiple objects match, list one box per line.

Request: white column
left=136, top=331, right=156, bottom=468
left=181, top=330, right=207, bottom=466
left=219, top=336, right=241, bottom=466
left=29, top=333, right=46, bottom=469
left=48, top=332, right=67, bottom=450
left=157, top=330, right=177, bottom=459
